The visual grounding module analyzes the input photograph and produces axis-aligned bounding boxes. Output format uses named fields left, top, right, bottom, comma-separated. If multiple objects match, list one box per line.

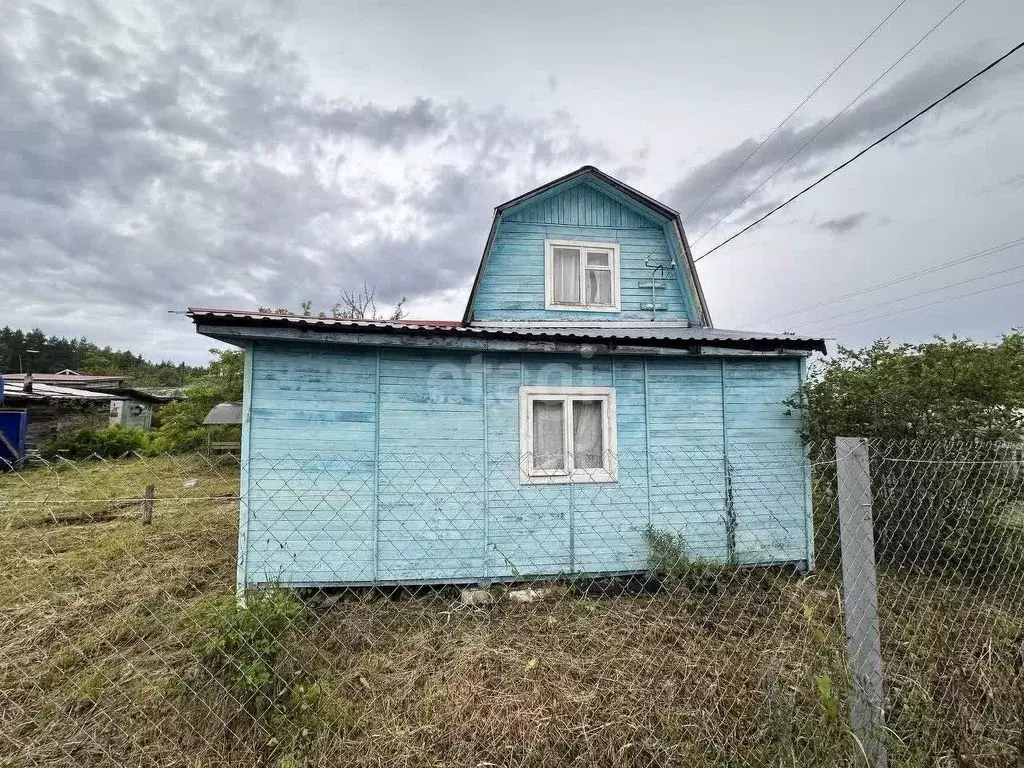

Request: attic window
left=545, top=240, right=620, bottom=312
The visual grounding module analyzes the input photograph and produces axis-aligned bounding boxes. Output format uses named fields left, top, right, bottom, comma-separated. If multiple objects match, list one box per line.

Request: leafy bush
left=194, top=589, right=307, bottom=714
left=793, top=333, right=1024, bottom=576
left=39, top=425, right=152, bottom=459
left=790, top=333, right=1024, bottom=444
left=150, top=348, right=243, bottom=452
left=868, top=441, right=1024, bottom=578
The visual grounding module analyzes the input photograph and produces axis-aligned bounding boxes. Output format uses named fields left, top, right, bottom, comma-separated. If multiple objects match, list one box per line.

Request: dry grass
left=0, top=457, right=1022, bottom=767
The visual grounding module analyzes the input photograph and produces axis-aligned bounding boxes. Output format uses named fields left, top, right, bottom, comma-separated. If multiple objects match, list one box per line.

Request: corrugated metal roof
left=129, top=387, right=187, bottom=402
left=3, top=373, right=126, bottom=385
left=1, top=380, right=125, bottom=402
left=188, top=308, right=826, bottom=352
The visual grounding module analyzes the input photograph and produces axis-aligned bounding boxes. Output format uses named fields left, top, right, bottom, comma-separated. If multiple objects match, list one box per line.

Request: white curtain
left=552, top=248, right=580, bottom=304
left=572, top=400, right=603, bottom=469
left=532, top=400, right=564, bottom=469
left=585, top=269, right=612, bottom=305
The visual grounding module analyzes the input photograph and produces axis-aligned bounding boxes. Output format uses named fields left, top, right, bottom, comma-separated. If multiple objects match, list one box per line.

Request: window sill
left=520, top=471, right=618, bottom=485
left=544, top=304, right=621, bottom=313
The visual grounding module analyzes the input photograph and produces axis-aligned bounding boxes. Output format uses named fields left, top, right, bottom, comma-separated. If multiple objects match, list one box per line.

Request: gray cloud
left=665, top=51, right=1024, bottom=241
left=0, top=0, right=603, bottom=342
left=1000, top=172, right=1024, bottom=191
left=816, top=212, right=870, bottom=234
left=5, top=0, right=1021, bottom=365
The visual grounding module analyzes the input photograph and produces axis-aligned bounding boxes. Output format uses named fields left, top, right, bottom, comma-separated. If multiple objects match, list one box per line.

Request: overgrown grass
left=0, top=458, right=1022, bottom=766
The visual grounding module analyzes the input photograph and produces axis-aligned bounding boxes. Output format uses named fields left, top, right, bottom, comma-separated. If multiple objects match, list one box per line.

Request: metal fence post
left=835, top=437, right=888, bottom=768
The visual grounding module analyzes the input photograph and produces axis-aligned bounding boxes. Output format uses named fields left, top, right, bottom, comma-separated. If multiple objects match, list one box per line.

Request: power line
left=691, top=0, right=968, bottom=247
left=694, top=35, right=1024, bottom=262
left=797, top=254, right=1024, bottom=327
left=751, top=235, right=1024, bottom=325
left=822, top=273, right=1024, bottom=332
left=681, top=0, right=910, bottom=225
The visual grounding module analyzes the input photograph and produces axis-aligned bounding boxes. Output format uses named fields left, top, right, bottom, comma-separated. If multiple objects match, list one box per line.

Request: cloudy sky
left=3, top=0, right=1023, bottom=365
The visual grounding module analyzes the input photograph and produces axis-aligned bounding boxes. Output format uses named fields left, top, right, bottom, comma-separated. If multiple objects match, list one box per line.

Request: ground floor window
left=519, top=386, right=617, bottom=484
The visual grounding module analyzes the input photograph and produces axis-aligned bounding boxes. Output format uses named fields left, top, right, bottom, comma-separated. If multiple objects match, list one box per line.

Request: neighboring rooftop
left=203, top=402, right=243, bottom=425
left=2, top=371, right=127, bottom=390
left=1, top=378, right=124, bottom=403
left=130, top=387, right=187, bottom=402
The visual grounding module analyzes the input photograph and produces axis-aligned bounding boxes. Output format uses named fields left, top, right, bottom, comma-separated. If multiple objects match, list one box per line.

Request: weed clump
left=191, top=588, right=335, bottom=762
left=195, top=589, right=306, bottom=713
left=646, top=527, right=737, bottom=593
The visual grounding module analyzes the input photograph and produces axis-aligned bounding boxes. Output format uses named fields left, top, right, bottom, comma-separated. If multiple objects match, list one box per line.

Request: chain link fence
left=0, top=440, right=1022, bottom=766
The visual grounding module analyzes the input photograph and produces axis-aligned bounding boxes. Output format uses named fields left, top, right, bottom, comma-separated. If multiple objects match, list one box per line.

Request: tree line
left=0, top=326, right=204, bottom=387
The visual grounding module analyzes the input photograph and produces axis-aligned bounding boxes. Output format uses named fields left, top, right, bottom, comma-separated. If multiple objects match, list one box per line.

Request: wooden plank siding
left=723, top=359, right=809, bottom=564
left=504, top=181, right=657, bottom=229
left=473, top=181, right=701, bottom=324
left=239, top=342, right=812, bottom=589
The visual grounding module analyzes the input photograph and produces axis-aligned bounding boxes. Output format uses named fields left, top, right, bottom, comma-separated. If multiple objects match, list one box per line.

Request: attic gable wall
left=504, top=181, right=660, bottom=229
left=470, top=181, right=702, bottom=324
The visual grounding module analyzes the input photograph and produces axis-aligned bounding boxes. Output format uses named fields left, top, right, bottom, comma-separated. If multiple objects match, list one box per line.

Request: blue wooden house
left=190, top=166, right=825, bottom=591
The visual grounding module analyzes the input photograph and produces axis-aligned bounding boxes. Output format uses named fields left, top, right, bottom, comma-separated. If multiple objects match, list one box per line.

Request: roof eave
left=191, top=312, right=826, bottom=355
left=670, top=215, right=712, bottom=328
left=494, top=165, right=680, bottom=219
left=461, top=207, right=502, bottom=325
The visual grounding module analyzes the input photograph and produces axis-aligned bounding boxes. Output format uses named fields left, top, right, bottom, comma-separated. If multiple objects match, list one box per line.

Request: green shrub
left=194, top=589, right=307, bottom=715
left=791, top=334, right=1024, bottom=578
left=790, top=334, right=1024, bottom=445
left=150, top=348, right=243, bottom=452
left=645, top=527, right=733, bottom=592
left=40, top=425, right=152, bottom=460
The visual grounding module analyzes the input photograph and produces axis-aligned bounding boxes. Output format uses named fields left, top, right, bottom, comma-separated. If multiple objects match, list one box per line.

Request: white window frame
left=519, top=386, right=618, bottom=484
left=544, top=239, right=621, bottom=312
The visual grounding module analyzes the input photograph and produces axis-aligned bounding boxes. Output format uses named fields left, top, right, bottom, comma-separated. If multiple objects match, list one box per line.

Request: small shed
left=202, top=402, right=243, bottom=456
left=107, top=388, right=184, bottom=430
left=0, top=407, right=27, bottom=469
left=1, top=376, right=124, bottom=445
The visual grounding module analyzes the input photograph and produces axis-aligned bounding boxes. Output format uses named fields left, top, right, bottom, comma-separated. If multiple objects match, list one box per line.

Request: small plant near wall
left=645, top=527, right=733, bottom=593
left=194, top=589, right=306, bottom=712
left=189, top=588, right=335, bottom=761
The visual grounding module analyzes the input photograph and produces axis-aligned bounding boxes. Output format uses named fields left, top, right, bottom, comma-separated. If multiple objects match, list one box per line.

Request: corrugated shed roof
left=3, top=373, right=126, bottom=385
left=187, top=308, right=826, bottom=353
left=1, top=380, right=125, bottom=402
